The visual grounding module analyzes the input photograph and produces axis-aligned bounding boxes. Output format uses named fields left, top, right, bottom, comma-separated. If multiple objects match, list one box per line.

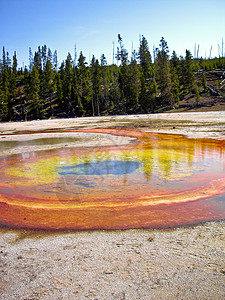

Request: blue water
left=58, top=160, right=141, bottom=176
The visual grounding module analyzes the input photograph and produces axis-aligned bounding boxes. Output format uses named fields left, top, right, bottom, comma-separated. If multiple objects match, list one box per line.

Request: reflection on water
left=58, top=160, right=141, bottom=176
left=0, top=129, right=224, bottom=230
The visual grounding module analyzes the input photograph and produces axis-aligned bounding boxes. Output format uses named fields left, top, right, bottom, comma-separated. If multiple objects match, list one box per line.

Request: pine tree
left=0, top=69, right=10, bottom=120
left=116, top=34, right=129, bottom=113
left=195, top=87, right=200, bottom=103
left=25, top=66, right=42, bottom=119
left=2, top=46, right=7, bottom=70
left=56, top=72, right=63, bottom=108
left=170, top=51, right=181, bottom=77
left=0, top=47, right=11, bottom=120
left=170, top=66, right=180, bottom=107
left=62, top=53, right=73, bottom=115
left=139, top=72, right=148, bottom=112
left=155, top=37, right=171, bottom=103
left=0, top=89, right=9, bottom=120
left=47, top=48, right=52, bottom=64
left=126, top=58, right=140, bottom=112
left=6, top=52, right=11, bottom=68
left=77, top=52, right=92, bottom=116
left=138, top=35, right=153, bottom=79
left=73, top=65, right=85, bottom=117
left=9, top=68, right=17, bottom=102
left=12, top=51, right=17, bottom=76
left=184, top=50, right=195, bottom=92
left=42, top=45, right=47, bottom=69
left=42, top=59, right=55, bottom=116
left=53, top=50, right=58, bottom=71
left=29, top=47, right=33, bottom=71
left=23, top=67, right=29, bottom=120
left=202, top=73, right=207, bottom=92
left=116, top=34, right=128, bottom=65
left=100, top=54, right=110, bottom=113
left=109, top=64, right=120, bottom=113
left=33, top=47, right=42, bottom=73
left=138, top=35, right=157, bottom=112
left=91, top=56, right=101, bottom=116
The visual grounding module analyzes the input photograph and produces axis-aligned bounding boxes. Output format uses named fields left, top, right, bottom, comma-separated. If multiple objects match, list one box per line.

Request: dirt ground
left=0, top=111, right=225, bottom=299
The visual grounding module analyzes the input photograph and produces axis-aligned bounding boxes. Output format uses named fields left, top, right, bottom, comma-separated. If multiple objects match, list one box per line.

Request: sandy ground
left=0, top=111, right=225, bottom=138
left=0, top=111, right=225, bottom=299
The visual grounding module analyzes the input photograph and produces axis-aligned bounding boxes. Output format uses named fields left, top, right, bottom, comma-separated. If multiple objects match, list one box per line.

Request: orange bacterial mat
left=0, top=128, right=225, bottom=230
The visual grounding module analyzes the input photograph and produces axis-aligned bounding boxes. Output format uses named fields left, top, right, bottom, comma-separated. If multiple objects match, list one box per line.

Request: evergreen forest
left=0, top=35, right=225, bottom=122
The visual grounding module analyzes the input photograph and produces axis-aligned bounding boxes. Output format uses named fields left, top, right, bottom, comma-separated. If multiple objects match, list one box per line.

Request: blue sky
left=0, top=0, right=224, bottom=67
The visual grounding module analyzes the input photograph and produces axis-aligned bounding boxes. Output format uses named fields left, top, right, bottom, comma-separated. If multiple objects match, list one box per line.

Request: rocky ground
left=0, top=111, right=225, bottom=299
